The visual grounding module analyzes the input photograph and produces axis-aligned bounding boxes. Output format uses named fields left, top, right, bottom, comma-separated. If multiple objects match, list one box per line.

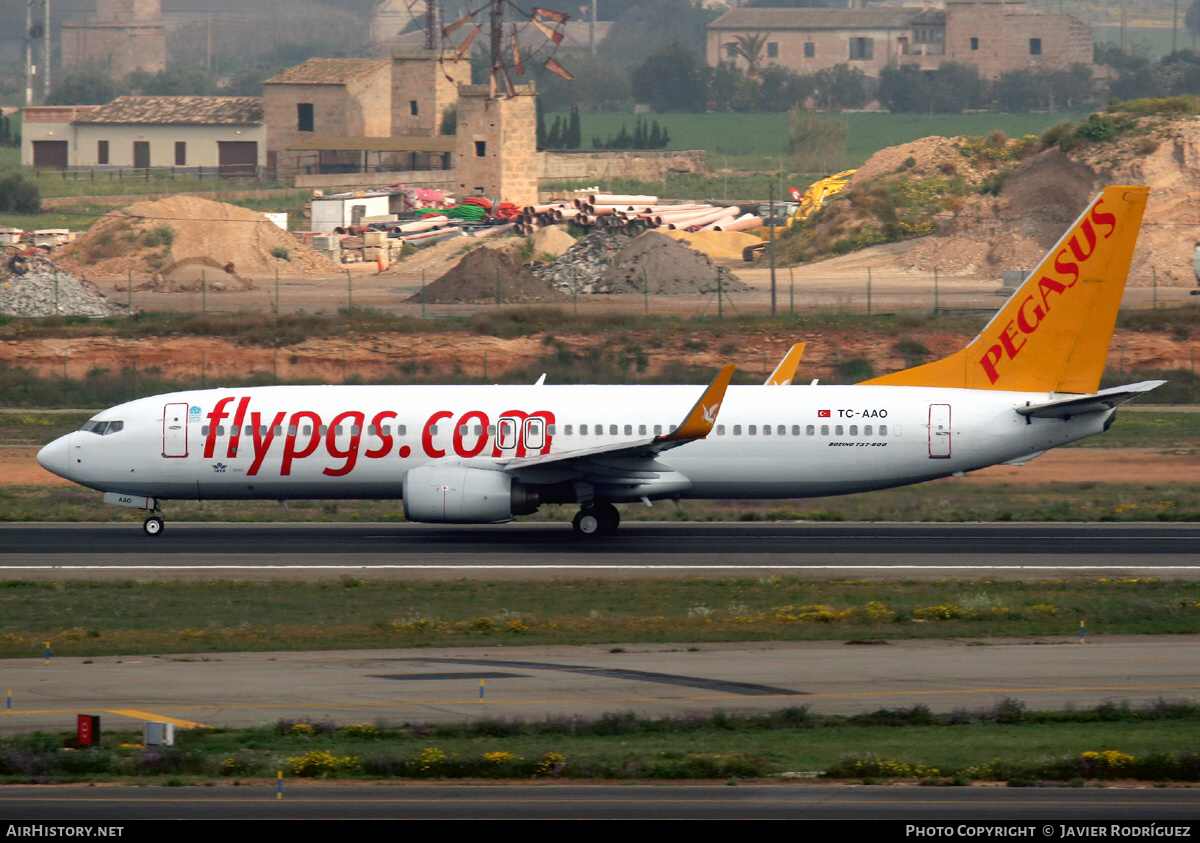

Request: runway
left=3, top=783, right=1199, bottom=821
left=3, top=522, right=1200, bottom=579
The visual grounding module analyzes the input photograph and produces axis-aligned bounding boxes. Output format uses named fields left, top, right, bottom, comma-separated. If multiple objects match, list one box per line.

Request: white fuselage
left=38, top=383, right=1111, bottom=505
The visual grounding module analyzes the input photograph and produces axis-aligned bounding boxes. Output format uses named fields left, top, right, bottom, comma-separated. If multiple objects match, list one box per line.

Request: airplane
left=37, top=185, right=1160, bottom=538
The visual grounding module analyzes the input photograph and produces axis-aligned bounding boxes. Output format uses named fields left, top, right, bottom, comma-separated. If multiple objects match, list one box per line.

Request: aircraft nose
left=36, top=434, right=71, bottom=480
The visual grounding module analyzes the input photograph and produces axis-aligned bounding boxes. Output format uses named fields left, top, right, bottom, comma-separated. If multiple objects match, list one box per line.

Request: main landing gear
left=143, top=514, right=164, bottom=536
left=572, top=502, right=620, bottom=537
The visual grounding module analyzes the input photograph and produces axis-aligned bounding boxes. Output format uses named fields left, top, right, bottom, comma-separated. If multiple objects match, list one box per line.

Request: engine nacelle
left=402, top=464, right=539, bottom=523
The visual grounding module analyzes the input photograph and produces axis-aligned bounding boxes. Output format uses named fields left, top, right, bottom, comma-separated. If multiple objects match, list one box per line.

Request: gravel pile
left=531, top=229, right=626, bottom=294
left=0, top=252, right=123, bottom=317
left=533, top=230, right=746, bottom=295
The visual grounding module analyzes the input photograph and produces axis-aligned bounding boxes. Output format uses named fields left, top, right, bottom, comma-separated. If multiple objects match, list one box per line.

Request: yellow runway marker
left=106, top=709, right=211, bottom=729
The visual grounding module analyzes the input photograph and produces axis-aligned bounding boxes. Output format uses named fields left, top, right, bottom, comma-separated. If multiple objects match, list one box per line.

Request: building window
left=804, top=42, right=815, bottom=58
left=1029, top=38, right=1042, bottom=56
left=97, top=140, right=108, bottom=165
left=409, top=100, right=418, bottom=116
left=474, top=140, right=486, bottom=157
left=297, top=103, right=314, bottom=132
left=849, top=38, right=874, bottom=61
left=766, top=41, right=778, bottom=58
left=175, top=141, right=186, bottom=166
left=724, top=43, right=738, bottom=59
left=970, top=36, right=979, bottom=50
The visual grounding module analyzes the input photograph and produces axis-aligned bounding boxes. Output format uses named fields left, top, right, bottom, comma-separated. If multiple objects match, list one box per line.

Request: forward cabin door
left=163, top=403, right=189, bottom=458
left=928, top=403, right=951, bottom=458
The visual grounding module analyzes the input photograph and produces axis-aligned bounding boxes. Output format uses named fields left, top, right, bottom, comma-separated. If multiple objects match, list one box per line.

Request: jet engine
left=402, top=464, right=539, bottom=523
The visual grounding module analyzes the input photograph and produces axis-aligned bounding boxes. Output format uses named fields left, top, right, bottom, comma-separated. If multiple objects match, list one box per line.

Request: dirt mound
left=823, top=116, right=1200, bottom=286
left=662, top=228, right=762, bottom=261
left=407, top=247, right=568, bottom=304
left=529, top=225, right=576, bottom=259
left=534, top=230, right=746, bottom=295
left=57, top=195, right=337, bottom=287
left=898, top=150, right=1101, bottom=278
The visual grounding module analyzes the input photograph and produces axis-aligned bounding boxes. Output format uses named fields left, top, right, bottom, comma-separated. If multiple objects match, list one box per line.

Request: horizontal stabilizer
left=1015, top=380, right=1165, bottom=419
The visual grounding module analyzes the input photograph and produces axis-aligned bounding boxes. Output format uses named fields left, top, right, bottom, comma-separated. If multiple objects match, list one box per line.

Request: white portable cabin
left=310, top=194, right=391, bottom=233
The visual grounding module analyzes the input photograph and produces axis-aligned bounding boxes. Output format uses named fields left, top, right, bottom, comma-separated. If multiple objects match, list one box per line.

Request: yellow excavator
left=744, top=169, right=856, bottom=261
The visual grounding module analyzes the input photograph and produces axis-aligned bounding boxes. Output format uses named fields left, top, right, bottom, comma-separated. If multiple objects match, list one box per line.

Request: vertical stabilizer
left=861, top=186, right=1148, bottom=394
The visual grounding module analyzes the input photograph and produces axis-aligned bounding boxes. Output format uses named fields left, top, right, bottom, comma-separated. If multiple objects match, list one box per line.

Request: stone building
left=706, top=0, right=1092, bottom=81
left=263, top=52, right=468, bottom=176
left=21, top=96, right=264, bottom=174
left=454, top=85, right=538, bottom=209
left=262, top=58, right=393, bottom=175
left=61, top=0, right=167, bottom=78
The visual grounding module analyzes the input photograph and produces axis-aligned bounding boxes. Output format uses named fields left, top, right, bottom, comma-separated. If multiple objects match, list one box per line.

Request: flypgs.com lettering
left=202, top=397, right=555, bottom=477
left=977, top=196, right=1119, bottom=384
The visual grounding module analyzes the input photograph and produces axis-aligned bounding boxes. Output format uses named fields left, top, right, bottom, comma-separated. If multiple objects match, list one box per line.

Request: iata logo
left=977, top=196, right=1118, bottom=385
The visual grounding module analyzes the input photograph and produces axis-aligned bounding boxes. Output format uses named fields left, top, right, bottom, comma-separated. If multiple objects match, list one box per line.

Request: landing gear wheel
left=143, top=516, right=164, bottom=536
left=593, top=501, right=620, bottom=535
left=572, top=503, right=619, bottom=537
left=572, top=508, right=601, bottom=537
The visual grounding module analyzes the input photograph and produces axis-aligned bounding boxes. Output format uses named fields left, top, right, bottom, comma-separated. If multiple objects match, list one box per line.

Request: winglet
left=662, top=364, right=736, bottom=441
left=765, top=343, right=806, bottom=386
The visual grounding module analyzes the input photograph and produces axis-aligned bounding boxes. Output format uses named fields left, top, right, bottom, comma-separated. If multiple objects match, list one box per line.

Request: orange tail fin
left=861, top=185, right=1148, bottom=394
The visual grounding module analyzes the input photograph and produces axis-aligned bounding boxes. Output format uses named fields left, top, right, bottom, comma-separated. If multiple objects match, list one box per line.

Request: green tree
left=601, top=0, right=718, bottom=65
left=707, top=61, right=762, bottom=112
left=759, top=65, right=816, bottom=112
left=728, top=32, right=770, bottom=77
left=125, top=67, right=218, bottom=96
left=533, top=53, right=632, bottom=112
left=812, top=64, right=870, bottom=110
left=46, top=63, right=121, bottom=105
left=0, top=172, right=40, bottom=213
left=1187, top=0, right=1200, bottom=37
left=631, top=42, right=707, bottom=112
left=567, top=107, right=582, bottom=149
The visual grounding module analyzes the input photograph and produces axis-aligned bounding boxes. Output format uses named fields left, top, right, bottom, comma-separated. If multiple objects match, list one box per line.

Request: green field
left=0, top=576, right=1195, bottom=658
left=563, top=111, right=1091, bottom=172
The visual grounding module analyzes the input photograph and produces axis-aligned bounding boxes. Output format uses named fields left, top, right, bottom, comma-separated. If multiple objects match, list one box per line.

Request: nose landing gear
left=143, top=514, right=165, bottom=536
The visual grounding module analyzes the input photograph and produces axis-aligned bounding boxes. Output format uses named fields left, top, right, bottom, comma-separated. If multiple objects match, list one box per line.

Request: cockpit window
left=81, top=420, right=124, bottom=436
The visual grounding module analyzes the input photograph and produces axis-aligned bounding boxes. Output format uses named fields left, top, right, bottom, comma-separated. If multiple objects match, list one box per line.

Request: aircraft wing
left=498, top=365, right=736, bottom=477
left=1015, top=380, right=1165, bottom=419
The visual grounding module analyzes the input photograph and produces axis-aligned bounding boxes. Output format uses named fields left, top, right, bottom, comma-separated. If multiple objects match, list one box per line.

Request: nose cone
left=37, top=434, right=71, bottom=481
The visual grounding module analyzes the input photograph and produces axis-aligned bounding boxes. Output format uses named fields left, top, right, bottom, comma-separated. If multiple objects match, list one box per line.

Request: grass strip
left=0, top=577, right=1196, bottom=659
left=3, top=700, right=1197, bottom=784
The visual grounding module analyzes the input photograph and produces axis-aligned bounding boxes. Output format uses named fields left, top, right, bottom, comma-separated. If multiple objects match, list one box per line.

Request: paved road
left=2, top=784, right=1198, bottom=820
left=4, top=636, right=1199, bottom=733
left=2, top=522, right=1199, bottom=579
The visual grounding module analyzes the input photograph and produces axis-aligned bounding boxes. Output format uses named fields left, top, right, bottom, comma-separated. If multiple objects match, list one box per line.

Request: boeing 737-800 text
left=37, top=185, right=1160, bottom=537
